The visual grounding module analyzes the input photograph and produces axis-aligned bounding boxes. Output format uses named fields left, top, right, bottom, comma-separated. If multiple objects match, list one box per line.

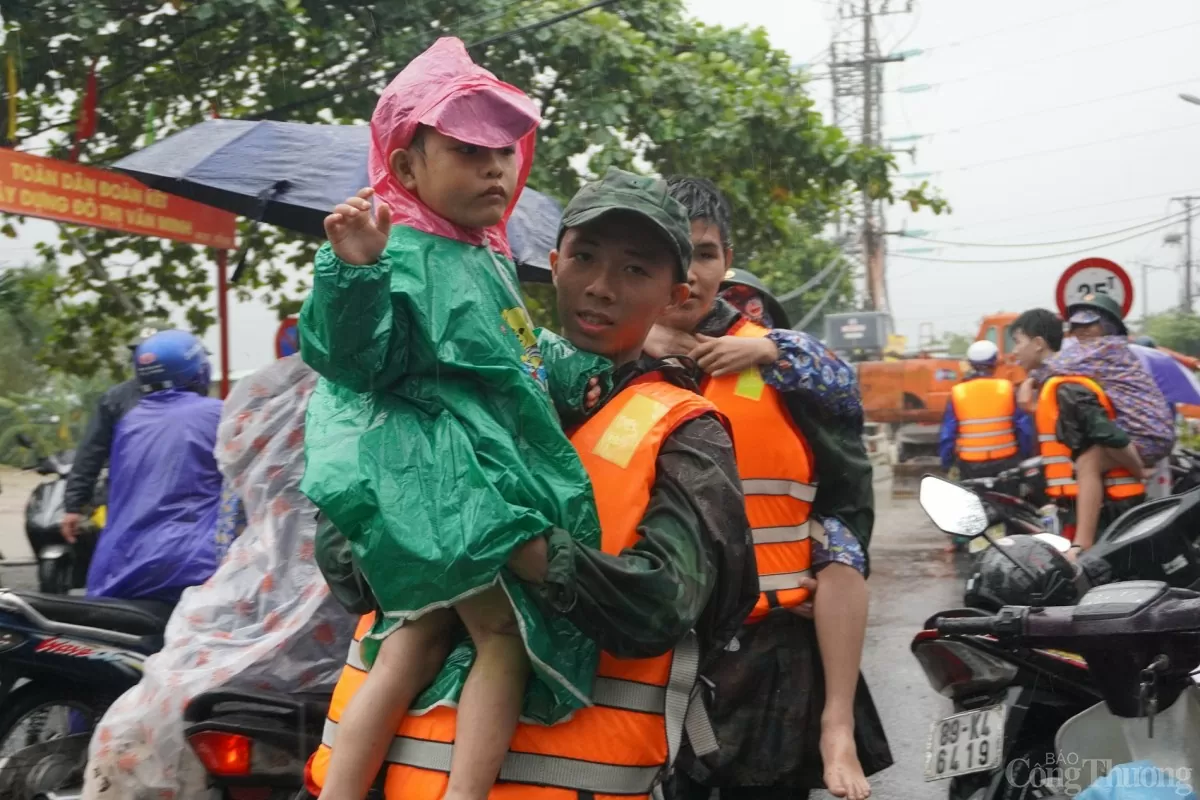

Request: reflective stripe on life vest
left=306, top=376, right=724, bottom=800
left=951, top=379, right=1019, bottom=463
left=701, top=319, right=817, bottom=623
left=1035, top=376, right=1145, bottom=501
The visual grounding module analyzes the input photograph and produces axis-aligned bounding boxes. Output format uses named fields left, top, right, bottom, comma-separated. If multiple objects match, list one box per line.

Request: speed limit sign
left=1055, top=257, right=1133, bottom=320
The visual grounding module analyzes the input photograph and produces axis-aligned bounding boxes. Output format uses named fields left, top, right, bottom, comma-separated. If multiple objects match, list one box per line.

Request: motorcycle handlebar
left=935, top=612, right=1024, bottom=636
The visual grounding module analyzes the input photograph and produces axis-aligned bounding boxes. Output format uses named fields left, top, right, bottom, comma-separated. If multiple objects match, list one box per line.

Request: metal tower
left=830, top=0, right=912, bottom=313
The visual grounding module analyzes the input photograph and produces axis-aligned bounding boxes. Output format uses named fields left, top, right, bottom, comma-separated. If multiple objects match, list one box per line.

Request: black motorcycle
left=182, top=688, right=330, bottom=799
left=915, top=476, right=1200, bottom=799
left=930, top=580, right=1200, bottom=799
left=17, top=435, right=101, bottom=595
left=0, top=588, right=171, bottom=799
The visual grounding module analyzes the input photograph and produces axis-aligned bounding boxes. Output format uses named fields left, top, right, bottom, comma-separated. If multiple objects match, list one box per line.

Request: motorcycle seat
left=6, top=591, right=173, bottom=637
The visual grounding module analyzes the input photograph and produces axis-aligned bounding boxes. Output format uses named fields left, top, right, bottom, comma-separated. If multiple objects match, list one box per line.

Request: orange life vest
left=1035, top=376, right=1145, bottom=501
left=701, top=318, right=817, bottom=622
left=306, top=375, right=721, bottom=799
left=950, top=378, right=1019, bottom=463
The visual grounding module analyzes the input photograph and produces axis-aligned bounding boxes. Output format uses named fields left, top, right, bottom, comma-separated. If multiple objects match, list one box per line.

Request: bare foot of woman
left=821, top=720, right=871, bottom=800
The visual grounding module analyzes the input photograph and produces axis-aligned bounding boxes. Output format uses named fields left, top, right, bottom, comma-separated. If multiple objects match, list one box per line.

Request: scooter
left=0, top=588, right=171, bottom=799
left=915, top=476, right=1200, bottom=799
left=17, top=434, right=103, bottom=595
left=182, top=687, right=331, bottom=799
left=933, top=581, right=1200, bottom=798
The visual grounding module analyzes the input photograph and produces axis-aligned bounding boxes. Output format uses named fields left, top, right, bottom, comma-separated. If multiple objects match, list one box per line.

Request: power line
left=895, top=75, right=1200, bottom=139
left=929, top=187, right=1200, bottom=234
left=898, top=208, right=1191, bottom=249
left=245, top=0, right=620, bottom=122
left=899, top=18, right=1200, bottom=91
left=934, top=119, right=1200, bottom=175
left=890, top=217, right=1184, bottom=265
left=909, top=0, right=1127, bottom=54
left=797, top=261, right=850, bottom=330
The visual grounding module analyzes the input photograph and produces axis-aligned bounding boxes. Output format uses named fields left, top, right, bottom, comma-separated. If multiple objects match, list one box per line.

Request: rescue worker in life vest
left=1010, top=308, right=1147, bottom=557
left=644, top=177, right=891, bottom=800
left=938, top=339, right=1034, bottom=480
left=303, top=169, right=759, bottom=800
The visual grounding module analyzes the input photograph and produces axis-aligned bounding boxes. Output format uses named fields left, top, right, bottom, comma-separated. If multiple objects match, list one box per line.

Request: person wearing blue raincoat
left=86, top=329, right=225, bottom=605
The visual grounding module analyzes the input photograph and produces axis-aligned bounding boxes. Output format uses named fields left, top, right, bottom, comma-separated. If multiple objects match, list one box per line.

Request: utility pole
left=1143, top=262, right=1149, bottom=323
left=830, top=0, right=913, bottom=314
left=1170, top=196, right=1200, bottom=313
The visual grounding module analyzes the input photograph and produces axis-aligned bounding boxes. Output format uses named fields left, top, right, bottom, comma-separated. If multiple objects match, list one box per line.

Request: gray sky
left=9, top=0, right=1200, bottom=372
left=687, top=0, right=1200, bottom=344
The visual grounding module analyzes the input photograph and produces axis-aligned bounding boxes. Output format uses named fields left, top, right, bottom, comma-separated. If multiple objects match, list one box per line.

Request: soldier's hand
left=786, top=576, right=819, bottom=619
left=61, top=513, right=82, bottom=545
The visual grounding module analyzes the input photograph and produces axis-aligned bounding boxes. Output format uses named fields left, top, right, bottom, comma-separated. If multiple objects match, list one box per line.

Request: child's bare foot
left=821, top=720, right=871, bottom=800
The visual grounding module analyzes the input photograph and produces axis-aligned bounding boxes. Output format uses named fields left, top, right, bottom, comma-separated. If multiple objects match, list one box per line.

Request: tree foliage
left=1143, top=312, right=1200, bottom=357
left=0, top=262, right=114, bottom=463
left=941, top=331, right=972, bottom=357
left=3, top=0, right=945, bottom=373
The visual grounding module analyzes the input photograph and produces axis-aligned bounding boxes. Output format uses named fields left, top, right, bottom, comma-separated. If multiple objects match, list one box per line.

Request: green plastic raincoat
left=299, top=38, right=604, bottom=724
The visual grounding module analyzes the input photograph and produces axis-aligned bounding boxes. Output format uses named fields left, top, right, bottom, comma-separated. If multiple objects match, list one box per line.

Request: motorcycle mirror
left=919, top=475, right=990, bottom=538
left=1033, top=533, right=1072, bottom=553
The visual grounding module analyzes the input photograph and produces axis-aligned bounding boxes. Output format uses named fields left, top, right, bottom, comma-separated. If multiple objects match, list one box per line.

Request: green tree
left=0, top=262, right=115, bottom=463
left=1143, top=312, right=1200, bottom=356
left=941, top=331, right=972, bottom=357
left=3, top=0, right=945, bottom=372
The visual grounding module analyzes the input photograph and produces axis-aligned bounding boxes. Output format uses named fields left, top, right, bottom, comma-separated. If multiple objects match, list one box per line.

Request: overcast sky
left=8, top=0, right=1200, bottom=372
left=687, top=0, right=1200, bottom=344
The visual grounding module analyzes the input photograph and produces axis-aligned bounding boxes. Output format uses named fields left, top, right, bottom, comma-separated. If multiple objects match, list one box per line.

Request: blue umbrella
left=1130, top=343, right=1200, bottom=406
left=112, top=119, right=561, bottom=282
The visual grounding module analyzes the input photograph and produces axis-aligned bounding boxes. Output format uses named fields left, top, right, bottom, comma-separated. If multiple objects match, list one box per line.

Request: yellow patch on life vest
left=733, top=367, right=766, bottom=400
left=592, top=393, right=670, bottom=468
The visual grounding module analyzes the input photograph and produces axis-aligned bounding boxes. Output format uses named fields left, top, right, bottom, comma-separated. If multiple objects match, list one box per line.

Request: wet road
left=821, top=494, right=968, bottom=800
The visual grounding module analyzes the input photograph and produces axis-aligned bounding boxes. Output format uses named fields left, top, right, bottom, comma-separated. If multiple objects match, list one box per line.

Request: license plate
left=923, top=704, right=1006, bottom=782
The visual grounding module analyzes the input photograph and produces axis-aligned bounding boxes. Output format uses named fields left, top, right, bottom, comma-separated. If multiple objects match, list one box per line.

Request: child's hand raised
left=324, top=187, right=392, bottom=266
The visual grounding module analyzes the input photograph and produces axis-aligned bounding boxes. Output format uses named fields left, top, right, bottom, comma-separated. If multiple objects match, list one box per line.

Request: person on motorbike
left=86, top=329, right=225, bottom=605
left=1011, top=307, right=1156, bottom=555
left=61, top=319, right=173, bottom=544
left=938, top=339, right=1034, bottom=480
left=645, top=177, right=890, bottom=800
left=82, top=354, right=358, bottom=800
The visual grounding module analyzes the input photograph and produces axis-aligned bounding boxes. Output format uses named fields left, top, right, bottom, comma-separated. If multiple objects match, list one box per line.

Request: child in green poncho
left=299, top=38, right=603, bottom=800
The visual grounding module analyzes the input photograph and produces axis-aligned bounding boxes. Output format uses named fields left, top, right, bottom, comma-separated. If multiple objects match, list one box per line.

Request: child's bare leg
left=814, top=563, right=872, bottom=800
left=444, top=584, right=530, bottom=800
left=318, top=609, right=455, bottom=800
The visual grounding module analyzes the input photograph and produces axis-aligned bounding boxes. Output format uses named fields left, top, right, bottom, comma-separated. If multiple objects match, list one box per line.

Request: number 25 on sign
left=1054, top=257, right=1134, bottom=320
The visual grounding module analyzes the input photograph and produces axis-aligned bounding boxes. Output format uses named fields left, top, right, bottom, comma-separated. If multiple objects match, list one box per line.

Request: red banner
left=0, top=148, right=236, bottom=249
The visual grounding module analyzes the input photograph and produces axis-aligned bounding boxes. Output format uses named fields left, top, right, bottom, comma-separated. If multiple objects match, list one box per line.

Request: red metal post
left=216, top=249, right=231, bottom=398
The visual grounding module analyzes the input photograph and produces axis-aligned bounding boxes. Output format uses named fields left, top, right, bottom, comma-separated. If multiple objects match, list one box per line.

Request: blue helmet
left=133, top=330, right=211, bottom=393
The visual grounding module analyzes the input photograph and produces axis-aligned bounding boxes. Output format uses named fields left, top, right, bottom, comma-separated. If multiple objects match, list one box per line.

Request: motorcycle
left=0, top=588, right=171, bottom=799
left=182, top=687, right=331, bottom=799
left=957, top=458, right=1048, bottom=549
left=915, top=476, right=1200, bottom=799
left=931, top=581, right=1200, bottom=799
left=16, top=434, right=103, bottom=595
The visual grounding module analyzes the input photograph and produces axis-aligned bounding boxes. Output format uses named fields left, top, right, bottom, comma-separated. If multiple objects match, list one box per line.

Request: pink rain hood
left=368, top=37, right=541, bottom=256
